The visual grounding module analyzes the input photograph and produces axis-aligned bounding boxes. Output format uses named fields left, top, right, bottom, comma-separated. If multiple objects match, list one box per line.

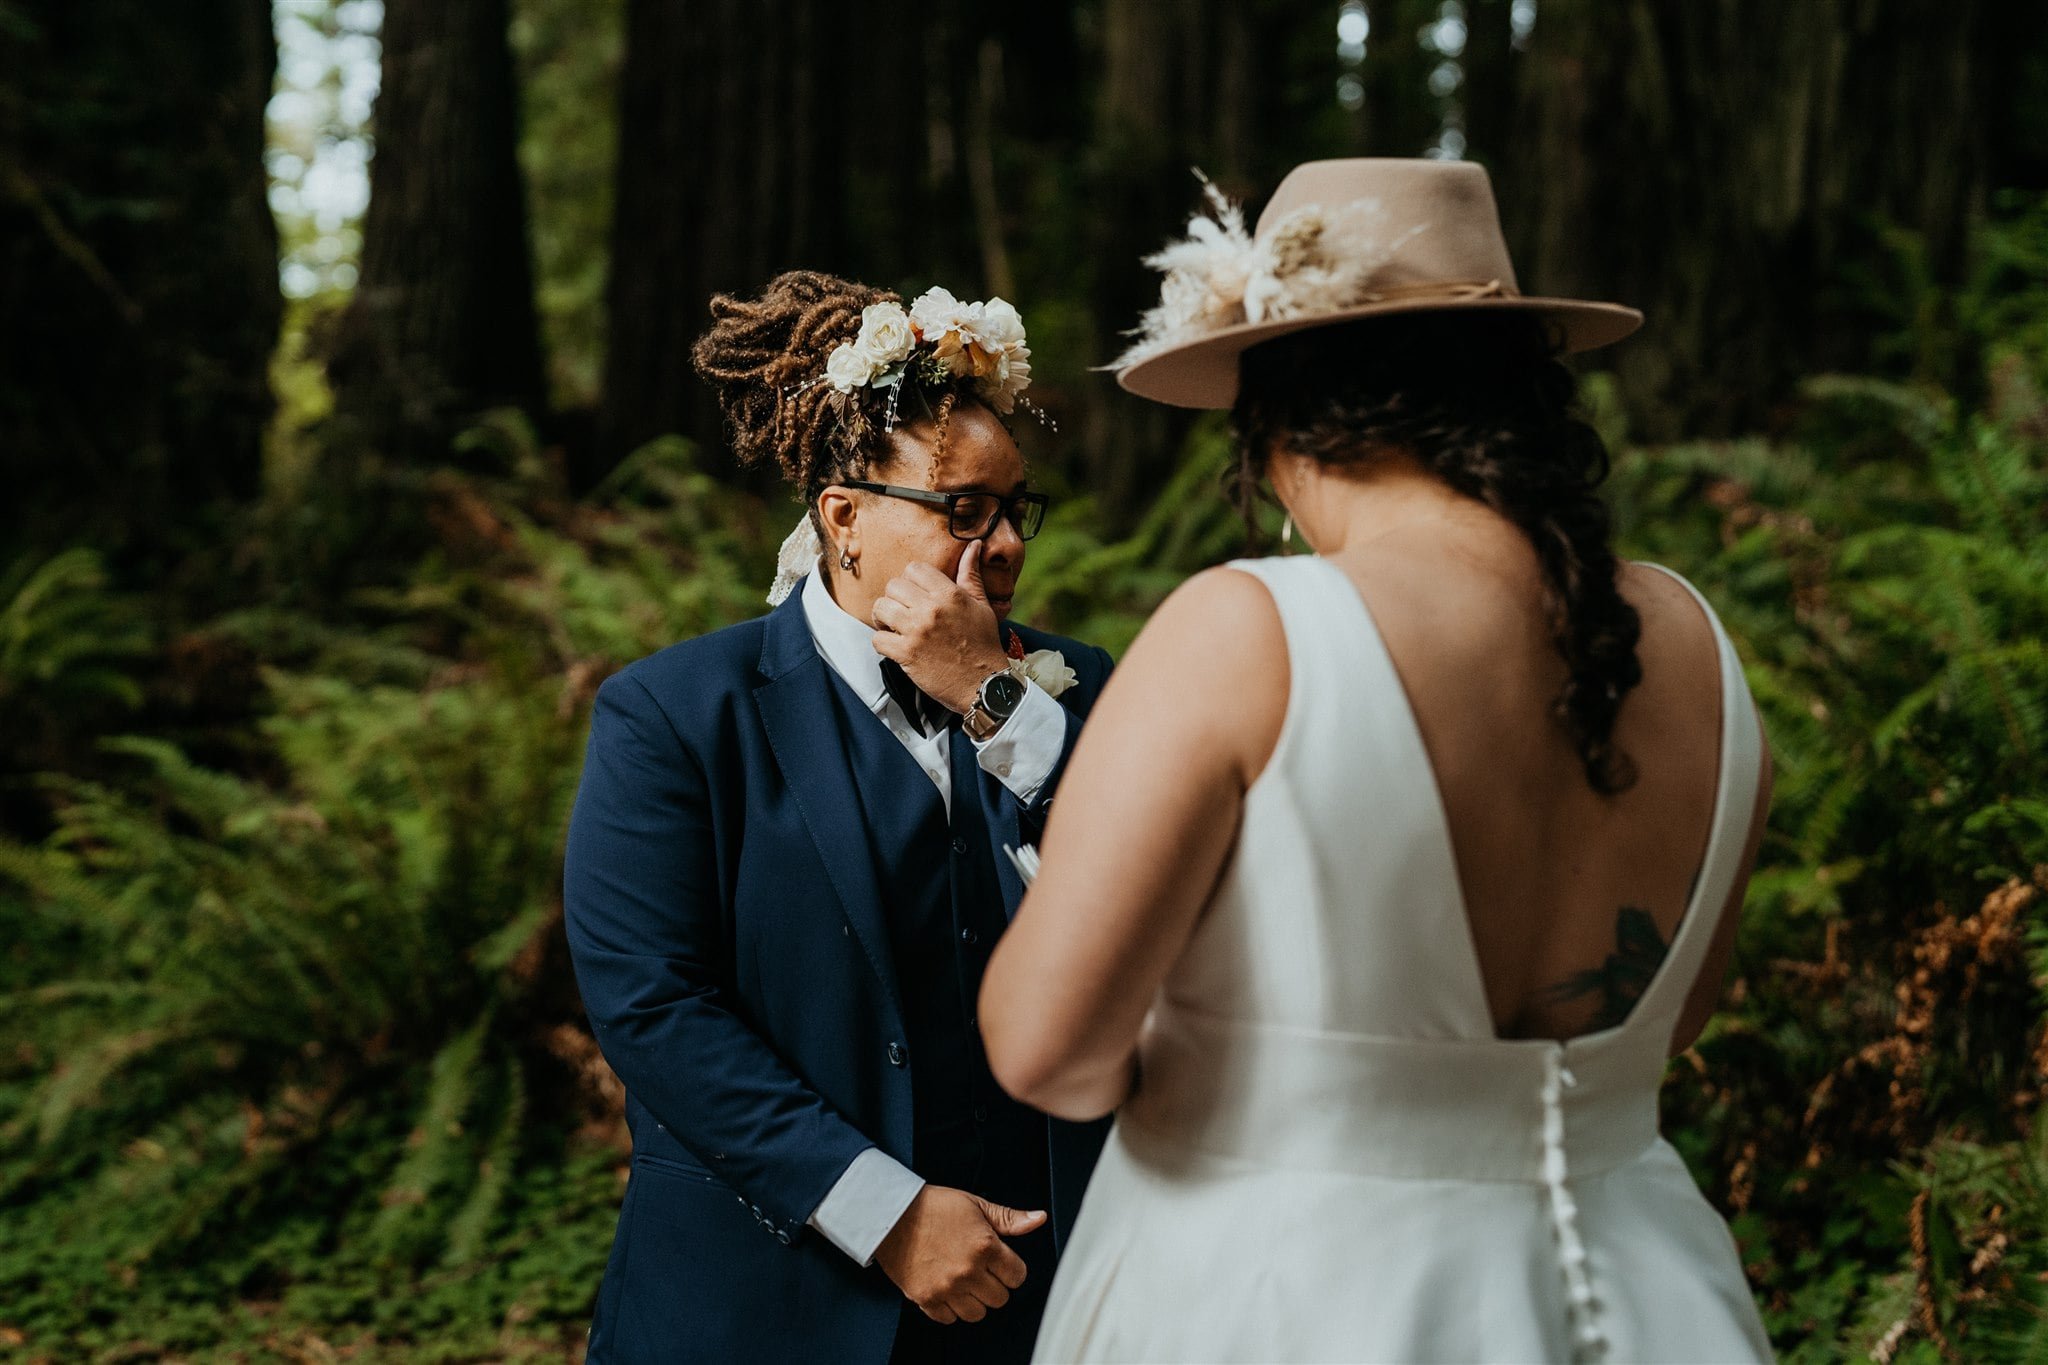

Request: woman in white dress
left=978, top=159, right=1776, bottom=1363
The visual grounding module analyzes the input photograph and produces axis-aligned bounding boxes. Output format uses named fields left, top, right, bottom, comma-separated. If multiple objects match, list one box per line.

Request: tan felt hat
left=1114, top=158, right=1643, bottom=409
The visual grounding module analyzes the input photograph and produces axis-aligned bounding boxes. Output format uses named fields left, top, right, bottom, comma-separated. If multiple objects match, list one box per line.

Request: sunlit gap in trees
left=1421, top=0, right=1467, bottom=160
left=1336, top=1, right=1369, bottom=111
left=1335, top=0, right=1534, bottom=155
left=267, top=0, right=382, bottom=300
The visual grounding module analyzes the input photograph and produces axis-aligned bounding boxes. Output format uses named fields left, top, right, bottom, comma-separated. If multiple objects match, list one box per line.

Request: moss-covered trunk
left=0, top=0, right=279, bottom=566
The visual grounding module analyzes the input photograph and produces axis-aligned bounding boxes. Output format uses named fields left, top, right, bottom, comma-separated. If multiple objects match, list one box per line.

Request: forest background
left=4, top=1, right=2048, bottom=1360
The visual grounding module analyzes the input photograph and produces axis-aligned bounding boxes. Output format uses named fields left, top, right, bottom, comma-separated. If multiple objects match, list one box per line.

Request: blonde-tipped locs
left=690, top=270, right=899, bottom=497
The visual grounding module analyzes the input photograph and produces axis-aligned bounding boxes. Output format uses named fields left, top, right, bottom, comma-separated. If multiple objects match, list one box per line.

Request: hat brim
left=1114, top=296, right=1645, bottom=409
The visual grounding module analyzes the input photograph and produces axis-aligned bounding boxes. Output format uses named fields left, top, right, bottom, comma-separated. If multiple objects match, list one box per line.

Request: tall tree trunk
left=1356, top=0, right=1453, bottom=158
left=327, top=0, right=546, bottom=461
left=1459, top=0, right=1523, bottom=160
left=597, top=0, right=866, bottom=477
left=1497, top=0, right=2000, bottom=439
left=1085, top=0, right=1333, bottom=523
left=0, top=0, right=278, bottom=564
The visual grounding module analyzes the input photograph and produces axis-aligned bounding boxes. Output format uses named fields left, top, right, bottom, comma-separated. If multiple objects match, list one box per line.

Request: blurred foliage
left=1613, top=202, right=2048, bottom=1362
left=0, top=429, right=771, bottom=1359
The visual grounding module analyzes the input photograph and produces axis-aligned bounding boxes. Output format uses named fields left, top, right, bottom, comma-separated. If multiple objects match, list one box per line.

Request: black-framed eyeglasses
left=843, top=481, right=1051, bottom=541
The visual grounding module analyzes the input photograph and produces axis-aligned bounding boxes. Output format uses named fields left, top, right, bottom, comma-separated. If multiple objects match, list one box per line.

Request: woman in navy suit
left=564, top=271, right=1113, bottom=1364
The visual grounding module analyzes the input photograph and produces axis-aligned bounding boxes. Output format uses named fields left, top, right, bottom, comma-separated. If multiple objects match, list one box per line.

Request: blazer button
left=887, top=1041, right=908, bottom=1067
left=959, top=927, right=979, bottom=946
left=776, top=1229, right=793, bottom=1245
left=952, top=836, right=970, bottom=855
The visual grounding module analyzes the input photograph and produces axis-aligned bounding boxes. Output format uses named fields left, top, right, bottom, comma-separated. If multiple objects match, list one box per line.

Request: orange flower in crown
left=821, top=286, right=1034, bottom=416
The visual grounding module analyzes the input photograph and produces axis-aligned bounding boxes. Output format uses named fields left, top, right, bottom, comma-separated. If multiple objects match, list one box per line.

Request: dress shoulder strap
left=1627, top=563, right=1767, bottom=1025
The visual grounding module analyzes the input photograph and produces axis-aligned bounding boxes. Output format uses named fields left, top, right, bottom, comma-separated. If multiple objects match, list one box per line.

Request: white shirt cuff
left=972, top=680, right=1062, bottom=805
left=806, top=1147, right=926, bottom=1266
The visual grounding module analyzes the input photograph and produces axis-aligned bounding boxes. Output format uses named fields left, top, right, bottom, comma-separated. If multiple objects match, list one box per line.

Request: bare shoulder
left=1618, top=561, right=1722, bottom=676
left=1144, top=562, right=1287, bottom=639
left=1126, top=564, right=1289, bottom=688
left=1619, top=559, right=1712, bottom=625
left=1103, top=564, right=1290, bottom=787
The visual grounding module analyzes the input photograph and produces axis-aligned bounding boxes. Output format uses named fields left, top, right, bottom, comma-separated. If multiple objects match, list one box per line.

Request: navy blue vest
left=824, top=674, right=1051, bottom=1210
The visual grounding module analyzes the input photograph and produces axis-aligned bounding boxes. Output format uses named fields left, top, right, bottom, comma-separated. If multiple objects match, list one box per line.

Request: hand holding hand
left=872, top=1184, right=1046, bottom=1324
left=870, top=541, right=1011, bottom=715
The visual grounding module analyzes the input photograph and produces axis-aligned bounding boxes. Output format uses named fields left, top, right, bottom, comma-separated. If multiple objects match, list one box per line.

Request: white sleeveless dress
left=1032, top=555, right=1773, bottom=1364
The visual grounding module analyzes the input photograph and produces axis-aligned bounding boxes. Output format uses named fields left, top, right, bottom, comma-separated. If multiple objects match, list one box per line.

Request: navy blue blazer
left=564, top=579, right=1115, bottom=1364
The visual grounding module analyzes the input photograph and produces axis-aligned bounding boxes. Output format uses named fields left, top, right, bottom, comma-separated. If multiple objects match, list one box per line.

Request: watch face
left=983, top=671, right=1028, bottom=715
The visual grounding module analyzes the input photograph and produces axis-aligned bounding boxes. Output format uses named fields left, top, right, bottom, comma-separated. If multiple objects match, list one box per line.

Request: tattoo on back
left=1540, top=907, right=1670, bottom=1031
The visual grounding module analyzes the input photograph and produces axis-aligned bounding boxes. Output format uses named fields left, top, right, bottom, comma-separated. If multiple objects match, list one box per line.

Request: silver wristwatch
left=962, top=667, right=1029, bottom=743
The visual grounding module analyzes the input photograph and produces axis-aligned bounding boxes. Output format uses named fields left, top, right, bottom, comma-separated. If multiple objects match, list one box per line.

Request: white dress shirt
left=798, top=567, right=1066, bottom=1265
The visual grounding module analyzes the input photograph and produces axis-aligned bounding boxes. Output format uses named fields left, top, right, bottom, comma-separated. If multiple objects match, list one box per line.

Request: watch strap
left=964, top=666, right=1023, bottom=742
left=963, top=700, right=1003, bottom=743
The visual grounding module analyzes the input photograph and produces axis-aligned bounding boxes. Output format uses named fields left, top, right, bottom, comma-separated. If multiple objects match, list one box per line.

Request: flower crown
left=816, top=287, right=1035, bottom=431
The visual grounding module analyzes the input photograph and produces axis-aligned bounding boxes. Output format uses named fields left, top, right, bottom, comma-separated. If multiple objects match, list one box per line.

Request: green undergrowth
left=4, top=209, right=2048, bottom=1357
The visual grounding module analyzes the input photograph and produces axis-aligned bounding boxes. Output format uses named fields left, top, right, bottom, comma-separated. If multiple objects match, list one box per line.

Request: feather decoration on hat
left=1111, top=172, right=1429, bottom=370
left=1111, top=174, right=1255, bottom=369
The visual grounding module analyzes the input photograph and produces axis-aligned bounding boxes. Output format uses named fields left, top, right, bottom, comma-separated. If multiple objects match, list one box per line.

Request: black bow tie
left=879, top=659, right=957, bottom=737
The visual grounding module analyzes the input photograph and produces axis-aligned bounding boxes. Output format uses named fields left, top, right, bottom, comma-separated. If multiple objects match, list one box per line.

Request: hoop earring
left=1281, top=514, right=1295, bottom=550
left=839, top=551, right=856, bottom=572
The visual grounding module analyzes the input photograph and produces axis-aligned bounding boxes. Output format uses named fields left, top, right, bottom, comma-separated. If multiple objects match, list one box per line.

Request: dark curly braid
left=690, top=269, right=983, bottom=511
left=690, top=270, right=895, bottom=500
left=1231, top=312, right=1643, bottom=795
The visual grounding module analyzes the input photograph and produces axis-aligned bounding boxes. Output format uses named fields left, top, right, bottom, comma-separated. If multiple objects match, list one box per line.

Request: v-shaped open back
left=1038, top=553, right=1775, bottom=1364
left=1160, top=554, right=1764, bottom=1049
left=1324, top=554, right=1753, bottom=1044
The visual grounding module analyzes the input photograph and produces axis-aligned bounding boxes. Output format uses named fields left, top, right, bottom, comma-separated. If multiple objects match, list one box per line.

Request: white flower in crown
left=824, top=340, right=876, bottom=394
left=820, top=286, right=1035, bottom=413
left=975, top=345, right=1030, bottom=414
left=853, top=301, right=917, bottom=367
left=909, top=287, right=1034, bottom=414
left=909, top=286, right=978, bottom=354
left=976, top=297, right=1027, bottom=348
left=972, top=298, right=1033, bottom=413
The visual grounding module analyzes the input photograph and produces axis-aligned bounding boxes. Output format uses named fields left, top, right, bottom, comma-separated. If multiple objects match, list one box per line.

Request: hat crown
left=1112, top=156, right=1641, bottom=409
left=1253, top=158, right=1521, bottom=296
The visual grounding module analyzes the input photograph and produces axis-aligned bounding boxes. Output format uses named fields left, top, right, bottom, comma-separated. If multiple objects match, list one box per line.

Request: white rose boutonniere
left=1002, top=628, right=1078, bottom=699
left=1010, top=648, right=1078, bottom=699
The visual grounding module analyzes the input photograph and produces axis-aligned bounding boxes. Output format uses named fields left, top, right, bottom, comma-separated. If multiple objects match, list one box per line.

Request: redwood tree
left=326, top=0, right=546, bottom=460
left=0, top=0, right=279, bottom=562
left=1083, top=0, right=1343, bottom=516
left=596, top=0, right=866, bottom=472
left=1492, top=0, right=2024, bottom=438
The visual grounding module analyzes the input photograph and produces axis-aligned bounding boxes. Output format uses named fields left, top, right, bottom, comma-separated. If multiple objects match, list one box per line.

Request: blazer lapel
left=752, top=583, right=904, bottom=1019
